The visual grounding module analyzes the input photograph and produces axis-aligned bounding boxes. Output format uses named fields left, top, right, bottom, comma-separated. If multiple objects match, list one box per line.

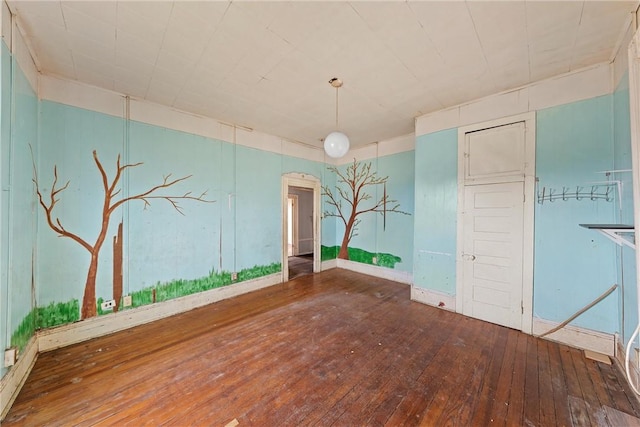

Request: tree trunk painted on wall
left=80, top=213, right=110, bottom=319
left=81, top=253, right=99, bottom=319
left=113, top=221, right=123, bottom=312
left=338, top=216, right=356, bottom=259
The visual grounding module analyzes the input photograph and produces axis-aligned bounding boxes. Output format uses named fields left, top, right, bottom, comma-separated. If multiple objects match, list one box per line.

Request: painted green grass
left=37, top=300, right=80, bottom=328
left=322, top=245, right=402, bottom=268
left=11, top=262, right=283, bottom=346
left=11, top=299, right=80, bottom=351
left=321, top=245, right=338, bottom=261
left=106, top=262, right=282, bottom=311
left=10, top=309, right=36, bottom=351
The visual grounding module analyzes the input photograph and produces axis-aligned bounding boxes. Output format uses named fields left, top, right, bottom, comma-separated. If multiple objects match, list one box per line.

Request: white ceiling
left=7, top=1, right=639, bottom=150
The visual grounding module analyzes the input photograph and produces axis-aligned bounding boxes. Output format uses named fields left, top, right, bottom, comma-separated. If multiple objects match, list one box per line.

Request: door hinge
left=521, top=301, right=524, bottom=314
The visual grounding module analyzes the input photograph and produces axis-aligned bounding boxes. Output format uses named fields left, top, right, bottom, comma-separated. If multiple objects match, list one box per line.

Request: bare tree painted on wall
left=32, top=149, right=213, bottom=319
left=113, top=222, right=123, bottom=312
left=322, top=159, right=409, bottom=260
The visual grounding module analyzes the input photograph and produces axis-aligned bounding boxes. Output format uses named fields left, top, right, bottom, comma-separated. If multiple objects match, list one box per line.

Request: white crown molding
left=38, top=74, right=328, bottom=163
left=416, top=62, right=613, bottom=137
left=340, top=133, right=415, bottom=164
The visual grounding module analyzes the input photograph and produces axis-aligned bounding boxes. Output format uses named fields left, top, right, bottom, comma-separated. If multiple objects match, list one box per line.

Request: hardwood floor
left=288, top=254, right=313, bottom=280
left=4, top=269, right=640, bottom=426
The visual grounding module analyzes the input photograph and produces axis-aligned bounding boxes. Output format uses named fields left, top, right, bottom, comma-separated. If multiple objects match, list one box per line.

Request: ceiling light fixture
left=324, top=77, right=350, bottom=158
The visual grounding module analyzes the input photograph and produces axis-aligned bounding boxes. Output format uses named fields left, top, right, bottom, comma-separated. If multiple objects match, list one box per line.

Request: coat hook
left=538, top=186, right=546, bottom=205
left=605, top=186, right=613, bottom=202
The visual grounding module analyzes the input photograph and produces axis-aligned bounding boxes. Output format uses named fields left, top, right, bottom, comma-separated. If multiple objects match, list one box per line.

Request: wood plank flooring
left=288, top=255, right=313, bottom=280
left=4, top=269, right=640, bottom=426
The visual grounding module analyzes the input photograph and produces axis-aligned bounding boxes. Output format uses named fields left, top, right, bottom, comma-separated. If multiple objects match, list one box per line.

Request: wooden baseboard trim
left=410, top=286, right=456, bottom=312
left=614, top=337, right=637, bottom=375
left=336, top=259, right=412, bottom=285
left=533, top=317, right=615, bottom=356
left=321, top=259, right=338, bottom=270
left=0, top=337, right=38, bottom=420
left=614, top=337, right=640, bottom=405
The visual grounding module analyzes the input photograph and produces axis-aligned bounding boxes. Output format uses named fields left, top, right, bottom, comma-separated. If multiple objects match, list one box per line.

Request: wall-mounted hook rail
left=537, top=184, right=613, bottom=205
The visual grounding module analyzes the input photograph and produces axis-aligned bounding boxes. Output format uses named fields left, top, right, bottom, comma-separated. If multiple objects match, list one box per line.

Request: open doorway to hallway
left=281, top=173, right=321, bottom=282
left=287, top=187, right=313, bottom=279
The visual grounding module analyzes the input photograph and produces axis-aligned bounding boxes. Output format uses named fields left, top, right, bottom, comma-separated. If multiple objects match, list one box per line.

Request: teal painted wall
left=375, top=151, right=415, bottom=272
left=8, top=45, right=38, bottom=339
left=0, top=40, right=10, bottom=379
left=613, top=73, right=637, bottom=344
left=535, top=95, right=618, bottom=333
left=320, top=163, right=337, bottom=253
left=127, top=122, right=221, bottom=294
left=235, top=146, right=282, bottom=269
left=0, top=41, right=39, bottom=378
left=413, top=129, right=458, bottom=294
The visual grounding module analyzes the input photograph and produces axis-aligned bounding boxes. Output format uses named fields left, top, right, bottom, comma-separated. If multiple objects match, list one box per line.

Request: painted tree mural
left=323, top=159, right=409, bottom=260
left=32, top=149, right=212, bottom=319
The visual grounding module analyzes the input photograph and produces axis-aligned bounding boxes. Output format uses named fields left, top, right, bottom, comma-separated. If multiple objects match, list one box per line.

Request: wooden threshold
left=3, top=269, right=640, bottom=426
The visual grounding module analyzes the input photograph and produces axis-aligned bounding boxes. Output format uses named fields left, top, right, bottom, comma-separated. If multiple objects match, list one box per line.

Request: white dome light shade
left=324, top=131, right=350, bottom=158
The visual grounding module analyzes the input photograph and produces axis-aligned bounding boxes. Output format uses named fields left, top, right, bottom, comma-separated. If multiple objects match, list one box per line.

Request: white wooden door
left=462, top=182, right=524, bottom=329
left=457, top=114, right=534, bottom=333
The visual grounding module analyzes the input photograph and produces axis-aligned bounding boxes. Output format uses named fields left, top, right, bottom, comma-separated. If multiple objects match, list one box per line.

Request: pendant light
left=324, top=78, right=350, bottom=158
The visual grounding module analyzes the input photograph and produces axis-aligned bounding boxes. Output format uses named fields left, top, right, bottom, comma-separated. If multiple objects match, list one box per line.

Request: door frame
left=282, top=173, right=321, bottom=282
left=455, top=112, right=536, bottom=334
left=287, top=194, right=299, bottom=256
